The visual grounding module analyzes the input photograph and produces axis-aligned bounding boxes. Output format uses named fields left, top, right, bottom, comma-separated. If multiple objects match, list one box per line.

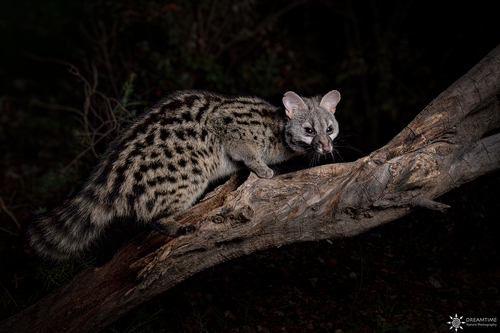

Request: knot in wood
left=389, top=161, right=404, bottom=177
left=213, top=214, right=225, bottom=224
left=436, top=145, right=453, bottom=156
left=238, top=205, right=254, bottom=222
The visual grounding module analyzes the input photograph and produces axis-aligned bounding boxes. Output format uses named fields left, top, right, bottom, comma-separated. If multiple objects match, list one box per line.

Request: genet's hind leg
left=149, top=177, right=210, bottom=237
left=150, top=217, right=196, bottom=237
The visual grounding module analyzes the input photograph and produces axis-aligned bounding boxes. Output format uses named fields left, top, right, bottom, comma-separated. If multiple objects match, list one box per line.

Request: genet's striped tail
left=28, top=196, right=113, bottom=262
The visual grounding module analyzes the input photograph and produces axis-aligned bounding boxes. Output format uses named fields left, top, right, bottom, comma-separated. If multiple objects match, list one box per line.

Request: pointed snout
left=313, top=135, right=332, bottom=154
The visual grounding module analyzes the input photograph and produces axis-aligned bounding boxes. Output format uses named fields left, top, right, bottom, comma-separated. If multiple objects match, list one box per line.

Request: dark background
left=0, top=0, right=499, bottom=332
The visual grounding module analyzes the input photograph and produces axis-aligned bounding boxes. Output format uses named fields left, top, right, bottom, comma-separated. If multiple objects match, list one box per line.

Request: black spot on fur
left=151, top=152, right=158, bottom=158
left=232, top=111, right=253, bottom=119
left=195, top=100, right=211, bottom=122
left=207, top=95, right=222, bottom=102
left=175, top=130, right=186, bottom=141
left=150, top=161, right=163, bottom=170
left=127, top=194, right=135, bottom=208
left=250, top=108, right=263, bottom=117
left=109, top=164, right=128, bottom=199
left=182, top=95, right=198, bottom=108
left=129, top=143, right=145, bottom=157
left=223, top=116, right=233, bottom=124
left=146, top=199, right=155, bottom=212
left=192, top=167, right=202, bottom=175
left=178, top=158, right=187, bottom=167
left=134, top=172, right=142, bottom=181
left=164, top=149, right=173, bottom=158
left=154, top=189, right=175, bottom=199
left=182, top=111, right=193, bottom=122
left=160, top=128, right=170, bottom=140
left=155, top=176, right=166, bottom=184
left=168, top=163, right=177, bottom=172
left=186, top=128, right=197, bottom=138
left=175, top=146, right=184, bottom=154
left=145, top=133, right=155, bottom=145
left=161, top=117, right=183, bottom=126
left=133, top=184, right=146, bottom=195
left=160, top=99, right=183, bottom=113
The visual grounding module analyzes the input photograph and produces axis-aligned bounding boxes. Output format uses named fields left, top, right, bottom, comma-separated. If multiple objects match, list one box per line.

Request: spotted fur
left=28, top=90, right=341, bottom=261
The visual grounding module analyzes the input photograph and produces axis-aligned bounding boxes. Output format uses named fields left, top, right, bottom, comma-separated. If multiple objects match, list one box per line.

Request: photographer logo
left=448, top=314, right=465, bottom=331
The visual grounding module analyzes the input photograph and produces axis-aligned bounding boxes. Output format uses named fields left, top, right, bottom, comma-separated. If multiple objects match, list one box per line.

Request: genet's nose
left=322, top=144, right=331, bottom=153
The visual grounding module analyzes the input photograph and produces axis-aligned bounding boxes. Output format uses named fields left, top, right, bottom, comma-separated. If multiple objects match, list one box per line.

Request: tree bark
left=2, top=45, right=500, bottom=333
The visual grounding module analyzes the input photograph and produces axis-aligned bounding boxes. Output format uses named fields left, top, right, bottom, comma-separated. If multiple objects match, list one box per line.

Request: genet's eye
left=305, top=127, right=314, bottom=134
left=326, top=126, right=333, bottom=133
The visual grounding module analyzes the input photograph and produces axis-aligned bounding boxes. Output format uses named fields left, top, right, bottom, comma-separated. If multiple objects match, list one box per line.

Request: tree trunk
left=2, top=45, right=500, bottom=333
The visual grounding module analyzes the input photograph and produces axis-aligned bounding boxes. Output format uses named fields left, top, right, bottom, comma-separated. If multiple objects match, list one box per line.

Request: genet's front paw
left=177, top=222, right=196, bottom=236
left=255, top=167, right=274, bottom=179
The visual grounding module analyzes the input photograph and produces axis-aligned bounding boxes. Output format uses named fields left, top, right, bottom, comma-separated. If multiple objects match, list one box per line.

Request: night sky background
left=1, top=0, right=499, bottom=332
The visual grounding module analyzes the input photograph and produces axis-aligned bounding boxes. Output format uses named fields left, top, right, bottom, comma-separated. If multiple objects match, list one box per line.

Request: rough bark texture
left=2, top=45, right=500, bottom=333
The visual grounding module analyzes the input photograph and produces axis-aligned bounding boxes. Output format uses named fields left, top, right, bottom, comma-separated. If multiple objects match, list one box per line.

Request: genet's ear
left=283, top=91, right=308, bottom=119
left=320, top=90, right=341, bottom=114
